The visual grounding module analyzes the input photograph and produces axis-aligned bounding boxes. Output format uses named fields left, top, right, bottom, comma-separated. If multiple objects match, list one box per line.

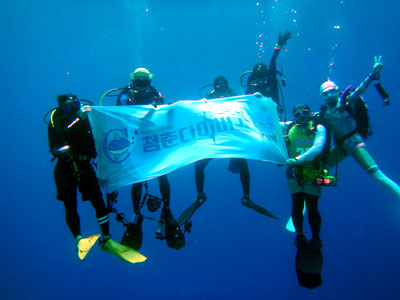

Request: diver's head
left=213, top=76, right=229, bottom=94
left=320, top=79, right=340, bottom=106
left=57, top=94, right=80, bottom=115
left=252, top=62, right=269, bottom=79
left=130, top=68, right=153, bottom=94
left=293, top=103, right=311, bottom=126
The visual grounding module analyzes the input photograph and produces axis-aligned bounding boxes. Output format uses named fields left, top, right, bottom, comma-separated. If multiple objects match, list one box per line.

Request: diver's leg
left=291, top=192, right=305, bottom=235
left=238, top=159, right=250, bottom=196
left=131, top=182, right=144, bottom=214
left=352, top=148, right=400, bottom=198
left=291, top=192, right=307, bottom=248
left=54, top=162, right=82, bottom=240
left=304, top=194, right=321, bottom=240
left=158, top=175, right=170, bottom=208
left=89, top=195, right=110, bottom=238
left=63, top=197, right=82, bottom=240
left=325, top=147, right=348, bottom=169
left=79, top=165, right=110, bottom=238
left=177, top=162, right=209, bottom=226
left=194, top=159, right=212, bottom=194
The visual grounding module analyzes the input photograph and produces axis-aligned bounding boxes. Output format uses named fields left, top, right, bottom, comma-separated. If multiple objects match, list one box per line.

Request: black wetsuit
left=117, top=85, right=171, bottom=212
left=48, top=108, right=109, bottom=239
left=117, top=85, right=164, bottom=106
left=292, top=193, right=321, bottom=241
left=246, top=47, right=281, bottom=106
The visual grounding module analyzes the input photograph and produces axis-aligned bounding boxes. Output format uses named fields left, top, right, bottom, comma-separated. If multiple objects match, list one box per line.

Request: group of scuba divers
left=46, top=29, right=400, bottom=264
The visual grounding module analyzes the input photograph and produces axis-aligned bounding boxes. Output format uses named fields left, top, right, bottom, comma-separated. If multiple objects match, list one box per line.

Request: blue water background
left=1, top=0, right=400, bottom=299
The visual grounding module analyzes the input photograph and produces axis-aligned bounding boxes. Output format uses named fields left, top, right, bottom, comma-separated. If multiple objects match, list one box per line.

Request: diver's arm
left=269, top=47, right=280, bottom=74
left=347, top=75, right=375, bottom=108
left=348, top=56, right=383, bottom=108
left=295, top=125, right=326, bottom=164
left=48, top=123, right=57, bottom=156
left=269, top=30, right=291, bottom=73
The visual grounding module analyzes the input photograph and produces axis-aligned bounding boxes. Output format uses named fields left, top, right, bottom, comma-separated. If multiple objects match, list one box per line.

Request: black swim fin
left=295, top=246, right=323, bottom=289
left=162, top=208, right=185, bottom=250
left=177, top=193, right=207, bottom=226
left=121, top=214, right=143, bottom=250
left=241, top=196, right=280, bottom=220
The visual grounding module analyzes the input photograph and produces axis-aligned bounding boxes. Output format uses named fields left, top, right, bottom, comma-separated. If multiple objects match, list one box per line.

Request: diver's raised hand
left=277, top=30, right=292, bottom=47
left=370, top=55, right=383, bottom=80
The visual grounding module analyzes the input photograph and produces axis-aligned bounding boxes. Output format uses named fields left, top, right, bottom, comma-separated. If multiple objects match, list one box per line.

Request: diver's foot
left=241, top=196, right=280, bottom=220
left=177, top=193, right=207, bottom=226
left=102, top=234, right=111, bottom=241
left=76, top=234, right=101, bottom=260
left=241, top=195, right=251, bottom=206
left=195, top=193, right=207, bottom=205
left=132, top=213, right=143, bottom=226
left=102, top=238, right=147, bottom=264
left=162, top=208, right=185, bottom=250
left=308, top=237, right=322, bottom=251
left=294, top=234, right=308, bottom=249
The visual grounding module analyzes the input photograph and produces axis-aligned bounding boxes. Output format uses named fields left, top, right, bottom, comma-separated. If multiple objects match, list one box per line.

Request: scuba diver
left=284, top=104, right=329, bottom=251
left=206, top=76, right=237, bottom=99
left=177, top=77, right=279, bottom=230
left=245, top=30, right=291, bottom=116
left=115, top=67, right=185, bottom=250
left=116, top=67, right=164, bottom=106
left=48, top=94, right=146, bottom=263
left=320, top=56, right=400, bottom=199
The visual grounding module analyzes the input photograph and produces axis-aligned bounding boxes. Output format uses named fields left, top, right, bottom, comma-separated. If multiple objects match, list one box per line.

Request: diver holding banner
left=46, top=94, right=146, bottom=264
left=89, top=93, right=288, bottom=190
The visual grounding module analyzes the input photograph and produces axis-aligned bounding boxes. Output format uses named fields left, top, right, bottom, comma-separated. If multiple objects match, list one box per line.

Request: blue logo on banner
left=252, top=112, right=274, bottom=134
left=102, top=128, right=131, bottom=163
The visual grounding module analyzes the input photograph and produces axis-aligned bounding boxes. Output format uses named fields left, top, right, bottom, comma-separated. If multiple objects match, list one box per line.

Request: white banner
left=89, top=94, right=288, bottom=190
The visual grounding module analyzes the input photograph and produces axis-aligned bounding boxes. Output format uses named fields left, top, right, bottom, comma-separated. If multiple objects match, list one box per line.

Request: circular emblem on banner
left=102, top=128, right=131, bottom=163
left=252, top=111, right=275, bottom=134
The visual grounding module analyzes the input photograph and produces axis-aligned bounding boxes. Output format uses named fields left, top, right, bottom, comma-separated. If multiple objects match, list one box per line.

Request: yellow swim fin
left=102, top=239, right=147, bottom=264
left=77, top=234, right=101, bottom=260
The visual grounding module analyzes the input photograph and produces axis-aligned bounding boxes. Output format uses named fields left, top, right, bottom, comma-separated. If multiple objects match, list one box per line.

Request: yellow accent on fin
left=77, top=234, right=101, bottom=260
left=102, top=239, right=147, bottom=264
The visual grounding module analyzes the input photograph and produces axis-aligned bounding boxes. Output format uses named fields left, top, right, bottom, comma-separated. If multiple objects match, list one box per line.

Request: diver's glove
left=53, top=145, right=71, bottom=160
left=79, top=105, right=92, bottom=120
left=277, top=30, right=292, bottom=47
left=369, top=55, right=383, bottom=80
left=286, top=158, right=298, bottom=166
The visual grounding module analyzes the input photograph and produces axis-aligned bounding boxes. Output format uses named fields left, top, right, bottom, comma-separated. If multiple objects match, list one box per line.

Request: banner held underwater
left=89, top=94, right=288, bottom=190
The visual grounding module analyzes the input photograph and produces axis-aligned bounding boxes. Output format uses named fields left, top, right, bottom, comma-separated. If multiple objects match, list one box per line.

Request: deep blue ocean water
left=2, top=1, right=400, bottom=299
